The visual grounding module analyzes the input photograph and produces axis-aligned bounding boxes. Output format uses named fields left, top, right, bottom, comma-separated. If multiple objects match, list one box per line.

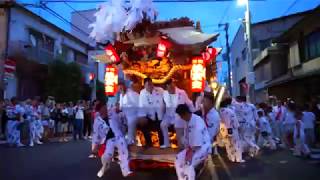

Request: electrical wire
left=282, top=0, right=299, bottom=16
left=40, top=3, right=90, bottom=36
left=63, top=1, right=93, bottom=23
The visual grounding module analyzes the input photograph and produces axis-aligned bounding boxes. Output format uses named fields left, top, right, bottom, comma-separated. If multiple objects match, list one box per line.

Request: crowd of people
left=1, top=77, right=319, bottom=180
left=0, top=97, right=95, bottom=147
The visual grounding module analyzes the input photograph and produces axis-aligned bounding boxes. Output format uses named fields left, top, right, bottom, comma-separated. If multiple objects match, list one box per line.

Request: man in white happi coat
left=175, top=104, right=211, bottom=180
left=118, top=81, right=140, bottom=145
left=6, top=97, right=25, bottom=147
left=202, top=92, right=221, bottom=143
left=220, top=98, right=244, bottom=163
left=273, top=100, right=287, bottom=141
left=28, top=97, right=44, bottom=146
left=138, top=77, right=165, bottom=147
left=256, top=110, right=276, bottom=150
left=98, top=103, right=132, bottom=178
left=233, top=96, right=259, bottom=157
left=160, top=79, right=194, bottom=149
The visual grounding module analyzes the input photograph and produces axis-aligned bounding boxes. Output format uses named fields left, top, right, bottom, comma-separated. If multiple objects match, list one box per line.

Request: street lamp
left=237, top=0, right=248, bottom=6
left=238, top=0, right=254, bottom=102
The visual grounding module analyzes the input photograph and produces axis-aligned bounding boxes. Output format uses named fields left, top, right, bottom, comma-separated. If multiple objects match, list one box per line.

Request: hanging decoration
left=156, top=37, right=171, bottom=58
left=89, top=0, right=127, bottom=43
left=191, top=57, right=206, bottom=92
left=105, top=44, right=120, bottom=63
left=124, top=0, right=157, bottom=30
left=89, top=0, right=157, bottom=42
left=105, top=66, right=118, bottom=96
left=123, top=64, right=191, bottom=84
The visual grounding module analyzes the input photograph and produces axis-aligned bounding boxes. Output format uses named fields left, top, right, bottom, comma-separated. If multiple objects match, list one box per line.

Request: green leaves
left=46, top=60, right=83, bottom=102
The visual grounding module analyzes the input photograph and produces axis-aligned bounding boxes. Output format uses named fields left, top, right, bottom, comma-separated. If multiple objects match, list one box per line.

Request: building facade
left=254, top=6, right=320, bottom=104
left=230, top=11, right=310, bottom=99
left=0, top=2, right=94, bottom=100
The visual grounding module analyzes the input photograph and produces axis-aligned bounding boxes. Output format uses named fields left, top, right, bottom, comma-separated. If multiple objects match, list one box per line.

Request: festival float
left=89, top=0, right=224, bottom=172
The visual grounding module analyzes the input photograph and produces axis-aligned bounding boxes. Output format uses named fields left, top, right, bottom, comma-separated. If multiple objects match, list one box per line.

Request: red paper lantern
left=157, top=38, right=171, bottom=58
left=202, top=47, right=218, bottom=62
left=89, top=73, right=95, bottom=81
left=191, top=57, right=206, bottom=92
left=105, top=66, right=118, bottom=96
left=105, top=44, right=120, bottom=63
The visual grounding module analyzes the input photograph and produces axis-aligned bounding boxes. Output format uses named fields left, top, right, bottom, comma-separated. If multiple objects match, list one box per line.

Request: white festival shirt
left=163, top=87, right=194, bottom=126
left=302, top=111, right=316, bottom=129
left=92, top=115, right=110, bottom=145
left=75, top=106, right=84, bottom=120
left=258, top=116, right=272, bottom=134
left=139, top=87, right=164, bottom=121
left=184, top=114, right=211, bottom=148
left=273, top=105, right=287, bottom=122
left=205, top=107, right=221, bottom=141
left=108, top=108, right=126, bottom=137
left=119, top=88, right=140, bottom=111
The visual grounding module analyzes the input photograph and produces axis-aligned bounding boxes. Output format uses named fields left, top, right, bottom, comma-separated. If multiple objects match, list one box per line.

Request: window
left=75, top=52, right=88, bottom=64
left=236, top=57, right=240, bottom=67
left=303, top=30, right=320, bottom=62
left=259, top=38, right=271, bottom=50
left=241, top=48, right=247, bottom=61
left=29, top=29, right=54, bottom=52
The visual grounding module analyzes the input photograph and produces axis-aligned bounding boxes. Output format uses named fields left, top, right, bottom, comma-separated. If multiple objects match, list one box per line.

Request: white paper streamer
left=89, top=0, right=157, bottom=43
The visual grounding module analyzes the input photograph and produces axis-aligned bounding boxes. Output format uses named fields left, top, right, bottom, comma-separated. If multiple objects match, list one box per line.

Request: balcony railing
left=9, top=41, right=55, bottom=64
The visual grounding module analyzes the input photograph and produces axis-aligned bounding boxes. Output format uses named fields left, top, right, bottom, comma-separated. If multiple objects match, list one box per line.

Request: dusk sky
left=17, top=0, right=320, bottom=83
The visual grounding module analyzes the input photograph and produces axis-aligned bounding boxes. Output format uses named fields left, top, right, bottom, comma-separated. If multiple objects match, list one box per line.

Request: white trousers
left=29, top=120, right=44, bottom=144
left=272, top=121, right=282, bottom=139
left=240, top=123, right=259, bottom=155
left=6, top=120, right=21, bottom=145
left=100, top=136, right=131, bottom=177
left=223, top=132, right=243, bottom=162
left=175, top=145, right=210, bottom=180
left=160, top=118, right=184, bottom=148
left=293, top=138, right=310, bottom=156
left=123, top=110, right=138, bottom=144
left=257, top=134, right=276, bottom=150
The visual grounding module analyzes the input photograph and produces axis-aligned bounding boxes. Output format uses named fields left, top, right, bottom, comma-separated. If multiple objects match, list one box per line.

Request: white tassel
left=89, top=0, right=157, bottom=42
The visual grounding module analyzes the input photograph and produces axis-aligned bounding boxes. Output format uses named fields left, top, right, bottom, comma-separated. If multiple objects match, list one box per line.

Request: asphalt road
left=0, top=140, right=319, bottom=180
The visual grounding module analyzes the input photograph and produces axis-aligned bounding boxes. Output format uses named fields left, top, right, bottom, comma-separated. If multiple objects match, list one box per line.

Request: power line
left=63, top=1, right=93, bottom=23
left=40, top=3, right=90, bottom=36
left=282, top=0, right=299, bottom=16
left=218, top=2, right=232, bottom=25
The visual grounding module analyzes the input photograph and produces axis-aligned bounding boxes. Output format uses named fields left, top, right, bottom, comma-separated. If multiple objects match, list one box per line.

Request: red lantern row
left=191, top=57, right=206, bottom=92
left=105, top=66, right=118, bottom=96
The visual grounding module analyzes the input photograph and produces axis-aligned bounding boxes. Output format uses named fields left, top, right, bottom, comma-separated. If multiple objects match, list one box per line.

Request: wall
left=0, top=7, right=8, bottom=98
left=71, top=9, right=95, bottom=45
left=4, top=6, right=90, bottom=99
left=8, top=7, right=87, bottom=56
left=230, top=14, right=305, bottom=97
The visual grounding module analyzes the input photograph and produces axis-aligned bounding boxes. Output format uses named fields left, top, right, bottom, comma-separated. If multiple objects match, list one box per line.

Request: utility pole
left=244, top=0, right=255, bottom=103
left=218, top=22, right=232, bottom=96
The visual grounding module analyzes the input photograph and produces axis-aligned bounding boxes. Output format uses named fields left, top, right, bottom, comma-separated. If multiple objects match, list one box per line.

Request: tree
left=46, top=60, right=83, bottom=102
left=96, top=80, right=107, bottom=102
